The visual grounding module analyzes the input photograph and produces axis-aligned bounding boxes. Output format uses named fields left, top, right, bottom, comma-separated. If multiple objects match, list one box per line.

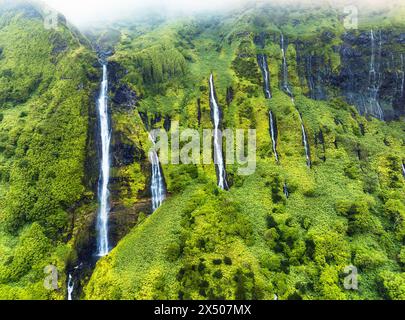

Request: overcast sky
left=39, top=0, right=399, bottom=27
left=40, top=0, right=250, bottom=26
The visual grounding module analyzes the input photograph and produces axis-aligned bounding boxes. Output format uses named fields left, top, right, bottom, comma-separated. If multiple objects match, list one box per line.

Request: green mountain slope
left=0, top=2, right=98, bottom=299
left=84, top=6, right=405, bottom=300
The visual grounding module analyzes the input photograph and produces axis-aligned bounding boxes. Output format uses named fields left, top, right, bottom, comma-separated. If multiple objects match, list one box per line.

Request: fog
left=39, top=0, right=402, bottom=27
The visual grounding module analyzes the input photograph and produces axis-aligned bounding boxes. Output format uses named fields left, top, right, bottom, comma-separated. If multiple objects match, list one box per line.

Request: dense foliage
left=0, top=1, right=404, bottom=300
left=85, top=6, right=405, bottom=300
left=0, top=3, right=98, bottom=299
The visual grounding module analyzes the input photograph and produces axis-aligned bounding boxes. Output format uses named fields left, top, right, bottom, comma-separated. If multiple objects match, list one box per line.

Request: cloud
left=39, top=0, right=402, bottom=28
left=39, top=0, right=249, bottom=27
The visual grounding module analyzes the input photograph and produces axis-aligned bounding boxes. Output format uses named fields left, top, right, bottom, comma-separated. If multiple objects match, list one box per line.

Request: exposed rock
left=164, top=115, right=171, bottom=132
left=226, top=87, right=234, bottom=106
left=112, top=84, right=138, bottom=108
left=397, top=33, right=405, bottom=44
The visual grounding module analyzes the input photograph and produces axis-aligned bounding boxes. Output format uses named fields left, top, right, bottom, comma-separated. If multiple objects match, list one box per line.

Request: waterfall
left=402, top=162, right=405, bottom=179
left=149, top=134, right=166, bottom=212
left=269, top=111, right=279, bottom=162
left=96, top=63, right=111, bottom=257
left=258, top=54, right=272, bottom=99
left=209, top=73, right=228, bottom=190
left=280, top=33, right=293, bottom=100
left=67, top=274, right=74, bottom=301
left=368, top=30, right=384, bottom=120
left=400, top=53, right=405, bottom=98
left=299, top=114, right=311, bottom=168
left=283, top=182, right=289, bottom=198
left=306, top=55, right=315, bottom=99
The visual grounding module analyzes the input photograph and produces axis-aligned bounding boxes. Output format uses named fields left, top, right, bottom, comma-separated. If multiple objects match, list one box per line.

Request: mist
left=39, top=0, right=403, bottom=27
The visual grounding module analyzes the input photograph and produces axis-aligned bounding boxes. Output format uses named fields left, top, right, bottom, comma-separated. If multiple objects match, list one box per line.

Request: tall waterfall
left=258, top=54, right=272, bottom=99
left=96, top=63, right=111, bottom=257
left=368, top=30, right=384, bottom=120
left=280, top=33, right=293, bottom=100
left=67, top=274, right=74, bottom=301
left=209, top=74, right=228, bottom=190
left=149, top=134, right=166, bottom=212
left=299, top=114, right=311, bottom=168
left=269, top=111, right=279, bottom=162
left=402, top=162, right=405, bottom=179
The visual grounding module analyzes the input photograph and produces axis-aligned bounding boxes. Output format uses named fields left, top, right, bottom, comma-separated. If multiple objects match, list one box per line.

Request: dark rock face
left=112, top=84, right=138, bottom=108
left=294, top=30, right=405, bottom=120
left=197, top=98, right=201, bottom=126
left=226, top=86, right=234, bottom=105
left=336, top=30, right=405, bottom=120
left=163, top=115, right=171, bottom=132
left=50, top=33, right=68, bottom=55
left=108, top=61, right=138, bottom=109
left=295, top=41, right=330, bottom=101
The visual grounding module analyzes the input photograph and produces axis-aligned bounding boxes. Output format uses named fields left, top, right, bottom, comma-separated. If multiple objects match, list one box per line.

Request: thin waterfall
left=280, top=34, right=311, bottom=167
left=258, top=54, right=272, bottom=99
left=368, top=30, right=384, bottom=120
left=280, top=33, right=293, bottom=100
left=96, top=63, right=111, bottom=257
left=67, top=274, right=74, bottom=301
left=400, top=54, right=404, bottom=98
left=299, top=113, right=311, bottom=168
left=209, top=73, right=228, bottom=190
left=149, top=134, right=166, bottom=212
left=269, top=111, right=279, bottom=162
left=283, top=182, right=289, bottom=198
left=402, top=162, right=405, bottom=178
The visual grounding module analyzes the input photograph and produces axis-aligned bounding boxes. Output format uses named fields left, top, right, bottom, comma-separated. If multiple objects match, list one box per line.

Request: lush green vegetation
left=0, top=2, right=404, bottom=300
left=85, top=6, right=405, bottom=300
left=0, top=3, right=98, bottom=299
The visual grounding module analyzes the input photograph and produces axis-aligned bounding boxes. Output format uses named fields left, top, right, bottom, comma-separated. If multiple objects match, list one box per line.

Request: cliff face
left=293, top=29, right=405, bottom=120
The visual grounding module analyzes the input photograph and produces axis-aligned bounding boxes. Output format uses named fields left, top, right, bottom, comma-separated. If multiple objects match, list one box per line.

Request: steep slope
left=0, top=2, right=98, bottom=299
left=85, top=5, right=405, bottom=300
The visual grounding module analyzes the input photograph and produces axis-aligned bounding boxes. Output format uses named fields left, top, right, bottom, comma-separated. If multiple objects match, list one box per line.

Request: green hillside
left=0, top=1, right=404, bottom=300
left=85, top=7, right=405, bottom=300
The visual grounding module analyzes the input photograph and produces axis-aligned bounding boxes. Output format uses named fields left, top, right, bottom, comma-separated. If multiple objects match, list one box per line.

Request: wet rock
left=164, top=115, right=171, bottom=132
left=112, top=84, right=138, bottom=108
left=197, top=99, right=201, bottom=126
left=138, top=111, right=149, bottom=130
left=321, top=31, right=335, bottom=43
left=226, top=87, right=234, bottom=106
left=397, top=33, right=405, bottom=44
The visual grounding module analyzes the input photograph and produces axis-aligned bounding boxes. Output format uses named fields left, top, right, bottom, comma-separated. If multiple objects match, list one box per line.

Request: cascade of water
left=299, top=114, right=311, bottom=168
left=283, top=182, right=289, bottom=198
left=258, top=54, right=272, bottom=99
left=209, top=74, right=228, bottom=190
left=401, top=54, right=405, bottom=98
left=306, top=55, right=315, bottom=99
left=96, top=63, right=111, bottom=257
left=280, top=33, right=293, bottom=100
left=67, top=274, right=74, bottom=301
left=149, top=134, right=166, bottom=212
left=402, top=162, right=405, bottom=179
left=269, top=111, right=279, bottom=162
left=368, top=30, right=384, bottom=120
